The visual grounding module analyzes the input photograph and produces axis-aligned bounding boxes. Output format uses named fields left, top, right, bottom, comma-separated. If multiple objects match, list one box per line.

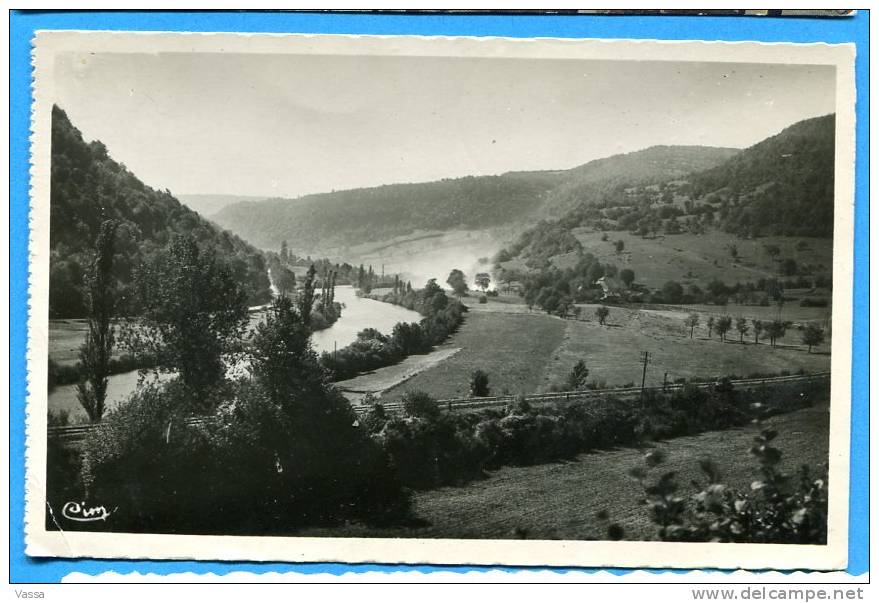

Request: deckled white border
left=26, top=31, right=856, bottom=570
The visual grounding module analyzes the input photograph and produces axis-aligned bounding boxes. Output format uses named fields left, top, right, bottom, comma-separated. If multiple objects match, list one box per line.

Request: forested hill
left=687, top=114, right=836, bottom=237
left=213, top=175, right=558, bottom=252
left=49, top=106, right=272, bottom=318
left=537, top=145, right=740, bottom=217
left=177, top=194, right=272, bottom=218
left=212, top=145, right=738, bottom=253
left=503, top=114, right=836, bottom=268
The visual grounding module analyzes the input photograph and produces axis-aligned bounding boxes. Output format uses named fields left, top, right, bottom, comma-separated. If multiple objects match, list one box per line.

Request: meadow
left=300, top=403, right=829, bottom=540
left=379, top=311, right=566, bottom=401
left=377, top=294, right=830, bottom=401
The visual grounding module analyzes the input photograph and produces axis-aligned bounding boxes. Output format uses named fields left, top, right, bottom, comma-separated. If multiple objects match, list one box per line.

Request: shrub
left=80, top=377, right=410, bottom=533
left=80, top=380, right=215, bottom=532
left=800, top=298, right=829, bottom=308
left=478, top=295, right=487, bottom=304
left=631, top=427, right=827, bottom=544
left=470, top=369, right=491, bottom=397
left=401, top=390, right=441, bottom=420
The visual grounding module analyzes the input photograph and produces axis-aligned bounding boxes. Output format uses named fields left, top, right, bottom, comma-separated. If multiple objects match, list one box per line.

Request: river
left=48, top=285, right=422, bottom=423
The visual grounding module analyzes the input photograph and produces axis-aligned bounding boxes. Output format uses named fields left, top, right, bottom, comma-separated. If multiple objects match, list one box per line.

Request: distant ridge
left=177, top=194, right=273, bottom=218
left=211, top=145, right=739, bottom=254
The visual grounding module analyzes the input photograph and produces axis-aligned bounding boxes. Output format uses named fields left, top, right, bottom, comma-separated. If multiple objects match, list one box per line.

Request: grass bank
left=379, top=311, right=567, bottom=401
left=301, top=403, right=829, bottom=540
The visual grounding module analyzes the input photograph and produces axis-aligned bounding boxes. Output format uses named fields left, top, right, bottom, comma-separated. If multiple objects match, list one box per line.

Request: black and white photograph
left=26, top=32, right=855, bottom=569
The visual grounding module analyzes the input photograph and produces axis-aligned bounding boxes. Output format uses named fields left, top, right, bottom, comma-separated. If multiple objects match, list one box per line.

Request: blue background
left=9, top=10, right=870, bottom=582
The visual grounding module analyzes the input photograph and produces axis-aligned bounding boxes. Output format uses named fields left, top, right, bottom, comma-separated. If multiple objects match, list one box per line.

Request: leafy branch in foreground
left=624, top=424, right=828, bottom=544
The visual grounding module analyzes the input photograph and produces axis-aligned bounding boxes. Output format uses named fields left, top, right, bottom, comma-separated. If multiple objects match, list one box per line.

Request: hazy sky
left=54, top=53, right=835, bottom=198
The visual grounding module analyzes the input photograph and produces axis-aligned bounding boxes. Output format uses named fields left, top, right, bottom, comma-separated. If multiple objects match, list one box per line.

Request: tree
left=684, top=313, right=700, bottom=339
left=475, top=272, right=491, bottom=292
left=614, top=240, right=625, bottom=255
left=76, top=219, right=118, bottom=423
left=765, top=243, right=781, bottom=263
left=752, top=319, right=763, bottom=344
left=280, top=240, right=289, bottom=263
left=596, top=305, right=610, bottom=325
left=555, top=296, right=574, bottom=319
left=802, top=324, right=825, bottom=353
left=780, top=258, right=798, bottom=277
left=446, top=269, right=468, bottom=298
left=124, top=234, right=249, bottom=410
left=735, top=317, right=749, bottom=343
left=706, top=316, right=715, bottom=339
left=298, top=264, right=317, bottom=326
left=620, top=268, right=635, bottom=288
left=565, top=360, right=590, bottom=391
left=715, top=316, right=733, bottom=342
left=662, top=280, right=684, bottom=304
left=250, top=294, right=327, bottom=405
left=765, top=320, right=790, bottom=348
left=729, top=244, right=739, bottom=262
left=470, top=369, right=490, bottom=397
left=274, top=265, right=297, bottom=296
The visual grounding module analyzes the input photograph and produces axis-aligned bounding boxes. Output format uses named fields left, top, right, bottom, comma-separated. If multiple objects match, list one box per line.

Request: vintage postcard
left=26, top=31, right=855, bottom=569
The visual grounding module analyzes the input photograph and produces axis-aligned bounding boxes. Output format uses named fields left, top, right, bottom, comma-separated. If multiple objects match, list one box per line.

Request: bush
left=401, top=390, right=441, bottom=420
left=478, top=295, right=487, bottom=304
left=630, top=427, right=827, bottom=544
left=800, top=298, right=829, bottom=308
left=80, top=377, right=410, bottom=533
left=376, top=376, right=827, bottom=492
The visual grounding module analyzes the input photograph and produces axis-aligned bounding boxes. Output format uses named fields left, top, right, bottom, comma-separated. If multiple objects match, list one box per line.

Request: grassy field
left=49, top=320, right=97, bottom=366
left=336, top=347, right=462, bottom=404
left=555, top=229, right=832, bottom=291
left=543, top=304, right=830, bottom=390
left=375, top=294, right=830, bottom=399
left=379, top=311, right=567, bottom=402
left=301, top=403, right=829, bottom=540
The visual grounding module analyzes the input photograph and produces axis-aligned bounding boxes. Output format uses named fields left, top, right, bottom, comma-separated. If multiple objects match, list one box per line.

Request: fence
left=351, top=371, right=831, bottom=415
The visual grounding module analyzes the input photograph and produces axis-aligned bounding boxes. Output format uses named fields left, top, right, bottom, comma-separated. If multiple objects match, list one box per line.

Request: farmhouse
left=595, top=275, right=626, bottom=299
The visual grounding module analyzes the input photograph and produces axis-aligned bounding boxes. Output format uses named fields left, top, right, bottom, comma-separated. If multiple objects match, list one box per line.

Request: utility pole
left=639, top=351, right=650, bottom=402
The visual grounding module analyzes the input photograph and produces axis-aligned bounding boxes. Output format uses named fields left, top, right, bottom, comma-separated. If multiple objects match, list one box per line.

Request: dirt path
left=301, top=404, right=829, bottom=540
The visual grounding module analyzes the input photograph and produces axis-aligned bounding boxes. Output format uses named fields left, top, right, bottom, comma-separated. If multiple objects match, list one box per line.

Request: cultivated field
left=301, top=403, right=829, bottom=540
left=379, top=311, right=567, bottom=401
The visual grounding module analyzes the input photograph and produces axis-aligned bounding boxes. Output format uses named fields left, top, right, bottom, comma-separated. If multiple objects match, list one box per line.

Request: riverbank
left=48, top=285, right=426, bottom=423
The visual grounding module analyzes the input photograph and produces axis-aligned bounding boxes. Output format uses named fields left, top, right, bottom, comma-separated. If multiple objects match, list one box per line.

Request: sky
left=54, top=52, right=836, bottom=198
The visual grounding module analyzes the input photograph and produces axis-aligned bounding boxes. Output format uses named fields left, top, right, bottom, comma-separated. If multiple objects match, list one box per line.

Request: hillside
left=688, top=114, right=835, bottom=237
left=49, top=106, right=272, bottom=318
left=538, top=145, right=740, bottom=217
left=211, top=145, right=738, bottom=255
left=212, top=175, right=557, bottom=253
left=505, top=115, right=836, bottom=268
left=177, top=194, right=272, bottom=218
